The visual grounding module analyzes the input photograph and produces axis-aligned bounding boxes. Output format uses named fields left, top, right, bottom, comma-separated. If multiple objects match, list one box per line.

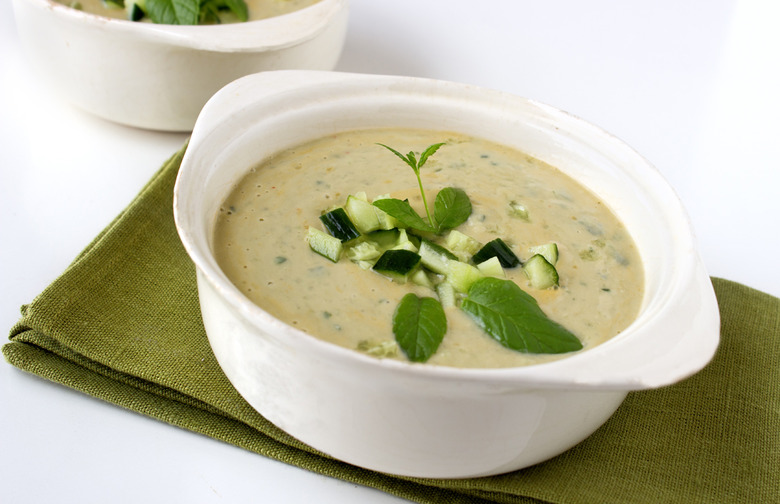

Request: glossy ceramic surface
left=12, top=0, right=348, bottom=131
left=174, top=70, right=720, bottom=478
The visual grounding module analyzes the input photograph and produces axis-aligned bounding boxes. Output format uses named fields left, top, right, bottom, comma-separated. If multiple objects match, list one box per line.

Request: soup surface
left=213, top=129, right=644, bottom=368
left=62, top=0, right=320, bottom=22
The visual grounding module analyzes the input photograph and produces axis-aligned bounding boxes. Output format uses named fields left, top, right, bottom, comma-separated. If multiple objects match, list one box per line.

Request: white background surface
left=1, top=0, right=778, bottom=502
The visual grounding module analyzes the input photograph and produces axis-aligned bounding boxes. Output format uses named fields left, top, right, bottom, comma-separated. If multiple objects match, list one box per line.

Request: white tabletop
left=2, top=1, right=778, bottom=502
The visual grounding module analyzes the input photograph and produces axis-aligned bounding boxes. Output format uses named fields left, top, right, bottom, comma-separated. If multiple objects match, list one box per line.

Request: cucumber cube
left=523, top=254, right=559, bottom=289
left=307, top=227, right=343, bottom=262
left=446, top=260, right=484, bottom=293
left=372, top=249, right=421, bottom=283
left=445, top=230, right=482, bottom=262
left=345, top=195, right=381, bottom=234
left=529, top=243, right=559, bottom=265
left=475, top=256, right=506, bottom=278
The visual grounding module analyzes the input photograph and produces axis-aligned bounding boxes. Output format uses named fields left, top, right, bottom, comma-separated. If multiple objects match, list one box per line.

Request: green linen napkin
left=4, top=145, right=779, bottom=504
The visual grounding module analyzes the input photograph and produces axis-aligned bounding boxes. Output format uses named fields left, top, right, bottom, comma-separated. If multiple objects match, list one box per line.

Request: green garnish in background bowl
left=111, top=0, right=249, bottom=25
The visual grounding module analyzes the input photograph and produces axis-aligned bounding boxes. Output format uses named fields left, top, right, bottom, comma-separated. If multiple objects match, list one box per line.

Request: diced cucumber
left=523, top=254, right=559, bottom=289
left=372, top=194, right=400, bottom=230
left=127, top=0, right=145, bottom=20
left=320, top=208, right=361, bottom=242
left=472, top=238, right=521, bottom=268
left=365, top=229, right=400, bottom=249
left=346, top=240, right=382, bottom=262
left=529, top=242, right=559, bottom=265
left=435, top=281, right=457, bottom=309
left=419, top=239, right=457, bottom=275
left=392, top=241, right=419, bottom=253
left=129, top=3, right=144, bottom=20
left=372, top=249, right=421, bottom=282
left=508, top=200, right=530, bottom=221
left=475, top=256, right=505, bottom=278
left=357, top=340, right=399, bottom=358
left=445, top=230, right=482, bottom=262
left=375, top=209, right=398, bottom=230
left=307, top=227, right=343, bottom=262
left=345, top=195, right=381, bottom=234
left=410, top=268, right=434, bottom=289
left=446, top=260, right=484, bottom=293
left=391, top=229, right=419, bottom=253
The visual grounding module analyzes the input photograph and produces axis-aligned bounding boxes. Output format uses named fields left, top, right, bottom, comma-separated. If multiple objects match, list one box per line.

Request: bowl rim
left=174, top=70, right=721, bottom=391
left=14, top=0, right=348, bottom=51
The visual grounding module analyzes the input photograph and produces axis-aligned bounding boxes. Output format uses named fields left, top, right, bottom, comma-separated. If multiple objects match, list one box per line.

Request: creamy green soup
left=213, top=129, right=644, bottom=368
left=63, top=0, right=320, bottom=22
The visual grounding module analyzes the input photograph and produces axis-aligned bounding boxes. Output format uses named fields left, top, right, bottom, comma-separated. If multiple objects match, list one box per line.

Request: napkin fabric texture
left=4, top=145, right=779, bottom=504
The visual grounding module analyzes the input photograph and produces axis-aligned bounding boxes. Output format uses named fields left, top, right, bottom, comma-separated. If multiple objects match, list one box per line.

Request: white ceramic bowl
left=174, top=70, right=720, bottom=478
left=12, top=0, right=348, bottom=131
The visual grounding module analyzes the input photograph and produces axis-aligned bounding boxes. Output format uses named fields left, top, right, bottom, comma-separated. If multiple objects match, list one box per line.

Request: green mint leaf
left=198, top=0, right=221, bottom=23
left=377, top=144, right=417, bottom=172
left=145, top=0, right=199, bottom=24
left=417, top=142, right=446, bottom=169
left=393, top=293, right=447, bottom=362
left=461, top=277, right=583, bottom=354
left=406, top=151, right=418, bottom=173
left=222, top=0, right=248, bottom=22
left=434, top=187, right=472, bottom=231
left=372, top=199, right=436, bottom=233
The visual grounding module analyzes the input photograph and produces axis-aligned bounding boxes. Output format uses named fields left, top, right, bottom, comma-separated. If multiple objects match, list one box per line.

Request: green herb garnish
left=374, top=143, right=472, bottom=234
left=433, top=187, right=472, bottom=230
left=377, top=143, right=443, bottom=226
left=137, top=0, right=248, bottom=25
left=307, top=140, right=581, bottom=364
left=461, top=277, right=582, bottom=354
left=392, top=294, right=447, bottom=362
left=372, top=198, right=437, bottom=233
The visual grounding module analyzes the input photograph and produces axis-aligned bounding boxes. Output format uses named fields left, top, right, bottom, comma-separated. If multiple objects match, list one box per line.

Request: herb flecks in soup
left=62, top=0, right=320, bottom=25
left=213, top=129, right=645, bottom=369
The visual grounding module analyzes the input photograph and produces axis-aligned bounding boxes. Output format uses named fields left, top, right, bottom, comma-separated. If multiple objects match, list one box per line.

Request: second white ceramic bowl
left=174, top=70, right=720, bottom=478
left=12, top=0, right=349, bottom=131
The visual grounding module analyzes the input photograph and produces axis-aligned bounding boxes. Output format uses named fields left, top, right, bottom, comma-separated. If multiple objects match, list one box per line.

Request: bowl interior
left=174, top=70, right=720, bottom=389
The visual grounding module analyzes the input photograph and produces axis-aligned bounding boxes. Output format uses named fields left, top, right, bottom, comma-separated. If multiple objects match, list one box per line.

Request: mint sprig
left=377, top=142, right=443, bottom=225
left=375, top=143, right=472, bottom=234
